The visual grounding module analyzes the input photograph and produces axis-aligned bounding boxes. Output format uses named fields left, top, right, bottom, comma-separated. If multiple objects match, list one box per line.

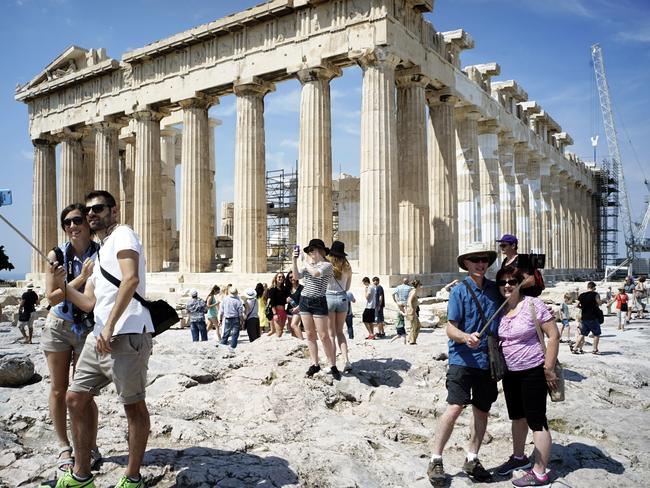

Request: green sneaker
left=114, top=475, right=144, bottom=488
left=53, top=471, right=95, bottom=487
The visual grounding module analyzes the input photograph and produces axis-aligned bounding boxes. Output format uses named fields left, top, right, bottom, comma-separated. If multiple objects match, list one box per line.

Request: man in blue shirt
left=428, top=243, right=501, bottom=486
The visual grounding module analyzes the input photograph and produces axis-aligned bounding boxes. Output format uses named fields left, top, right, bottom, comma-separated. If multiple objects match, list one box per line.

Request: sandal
left=90, top=446, right=102, bottom=469
left=56, top=445, right=74, bottom=472
left=592, top=350, right=601, bottom=355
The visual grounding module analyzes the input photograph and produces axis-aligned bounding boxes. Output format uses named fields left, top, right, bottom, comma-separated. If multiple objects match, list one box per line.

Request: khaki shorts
left=69, top=333, right=152, bottom=404
left=18, top=315, right=35, bottom=333
left=41, top=314, right=90, bottom=357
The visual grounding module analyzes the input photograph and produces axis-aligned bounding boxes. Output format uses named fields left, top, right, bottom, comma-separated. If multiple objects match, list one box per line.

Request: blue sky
left=1, top=0, right=648, bottom=278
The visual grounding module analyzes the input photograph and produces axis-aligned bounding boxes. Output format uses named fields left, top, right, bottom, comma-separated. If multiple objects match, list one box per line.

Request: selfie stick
left=0, top=212, right=55, bottom=266
left=477, top=283, right=522, bottom=338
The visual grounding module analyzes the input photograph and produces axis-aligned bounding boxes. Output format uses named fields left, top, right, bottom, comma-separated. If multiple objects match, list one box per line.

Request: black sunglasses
left=467, top=256, right=490, bottom=263
left=499, top=243, right=511, bottom=248
left=63, top=216, right=85, bottom=227
left=497, top=279, right=519, bottom=287
left=85, top=203, right=113, bottom=214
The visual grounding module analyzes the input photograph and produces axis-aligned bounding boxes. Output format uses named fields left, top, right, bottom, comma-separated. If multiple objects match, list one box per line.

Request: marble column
left=455, top=106, right=481, bottom=250
left=427, top=92, right=458, bottom=273
left=133, top=110, right=164, bottom=272
left=478, top=120, right=500, bottom=252
left=58, top=131, right=84, bottom=243
left=527, top=154, right=542, bottom=253
left=160, top=127, right=179, bottom=266
left=32, top=139, right=57, bottom=273
left=208, top=118, right=221, bottom=242
left=513, top=143, right=530, bottom=253
left=119, top=134, right=136, bottom=227
left=498, top=132, right=516, bottom=237
left=550, top=165, right=562, bottom=269
left=179, top=97, right=214, bottom=273
left=296, top=65, right=340, bottom=248
left=539, top=161, right=553, bottom=265
left=94, top=122, right=121, bottom=198
left=233, top=80, right=273, bottom=273
left=357, top=49, right=400, bottom=275
left=559, top=173, right=570, bottom=269
left=82, top=142, right=95, bottom=200
left=397, top=73, right=430, bottom=274
left=567, top=181, right=578, bottom=269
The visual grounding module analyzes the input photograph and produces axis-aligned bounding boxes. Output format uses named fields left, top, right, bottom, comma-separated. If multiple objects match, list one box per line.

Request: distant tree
left=0, top=246, right=14, bottom=272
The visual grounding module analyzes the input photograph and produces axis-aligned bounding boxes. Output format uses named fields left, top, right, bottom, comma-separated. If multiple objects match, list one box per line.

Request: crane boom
left=591, top=44, right=635, bottom=255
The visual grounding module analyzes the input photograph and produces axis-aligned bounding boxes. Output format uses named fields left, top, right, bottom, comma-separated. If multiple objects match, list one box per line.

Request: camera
left=517, top=253, right=546, bottom=270
left=0, top=189, right=12, bottom=207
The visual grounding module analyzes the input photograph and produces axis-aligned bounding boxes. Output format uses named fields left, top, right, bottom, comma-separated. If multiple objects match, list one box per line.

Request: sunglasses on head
left=467, top=256, right=490, bottom=263
left=497, top=279, right=519, bottom=286
left=63, top=216, right=85, bottom=227
left=85, top=203, right=112, bottom=214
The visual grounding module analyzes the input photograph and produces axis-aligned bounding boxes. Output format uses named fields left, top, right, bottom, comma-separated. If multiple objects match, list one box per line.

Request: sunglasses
left=467, top=256, right=490, bottom=263
left=497, top=279, right=519, bottom=287
left=63, top=216, right=85, bottom=227
left=499, top=243, right=511, bottom=248
left=85, top=203, right=112, bottom=214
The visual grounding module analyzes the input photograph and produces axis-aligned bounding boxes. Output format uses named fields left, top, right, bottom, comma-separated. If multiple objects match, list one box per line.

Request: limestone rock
left=0, top=354, right=35, bottom=386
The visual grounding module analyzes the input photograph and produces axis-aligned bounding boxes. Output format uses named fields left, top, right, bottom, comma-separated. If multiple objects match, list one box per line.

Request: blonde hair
left=330, top=255, right=351, bottom=280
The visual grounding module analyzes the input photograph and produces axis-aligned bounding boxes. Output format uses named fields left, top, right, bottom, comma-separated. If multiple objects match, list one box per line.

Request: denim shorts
left=299, top=295, right=329, bottom=316
left=326, top=291, right=348, bottom=313
left=580, top=318, right=602, bottom=337
left=375, top=309, right=385, bottom=323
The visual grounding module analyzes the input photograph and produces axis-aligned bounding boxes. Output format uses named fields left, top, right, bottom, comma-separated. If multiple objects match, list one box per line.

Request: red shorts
left=273, top=307, right=287, bottom=323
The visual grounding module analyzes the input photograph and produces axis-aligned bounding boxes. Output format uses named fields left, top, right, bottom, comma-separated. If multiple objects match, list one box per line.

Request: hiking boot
left=427, top=458, right=446, bottom=486
left=463, top=457, right=492, bottom=482
left=329, top=366, right=342, bottom=381
left=54, top=471, right=95, bottom=488
left=114, top=476, right=144, bottom=488
left=511, top=469, right=550, bottom=487
left=495, top=455, right=531, bottom=476
left=306, top=364, right=321, bottom=377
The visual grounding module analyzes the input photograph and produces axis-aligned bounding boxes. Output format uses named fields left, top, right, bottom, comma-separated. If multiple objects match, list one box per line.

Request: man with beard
left=51, top=190, right=153, bottom=488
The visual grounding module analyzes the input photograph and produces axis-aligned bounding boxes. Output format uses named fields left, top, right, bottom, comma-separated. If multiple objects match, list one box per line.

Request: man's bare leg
left=124, top=400, right=150, bottom=478
left=66, top=391, right=95, bottom=478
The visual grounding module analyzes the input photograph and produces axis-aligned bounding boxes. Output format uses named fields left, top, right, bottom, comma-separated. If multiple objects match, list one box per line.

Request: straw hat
left=457, top=243, right=497, bottom=271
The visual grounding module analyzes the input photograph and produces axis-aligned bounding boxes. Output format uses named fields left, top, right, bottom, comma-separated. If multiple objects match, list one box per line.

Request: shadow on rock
left=549, top=442, right=625, bottom=478
left=563, top=368, right=587, bottom=382
left=350, top=358, right=411, bottom=388
left=105, top=446, right=299, bottom=487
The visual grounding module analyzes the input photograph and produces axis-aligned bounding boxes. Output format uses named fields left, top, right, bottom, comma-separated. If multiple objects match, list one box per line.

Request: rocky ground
left=1, top=283, right=649, bottom=487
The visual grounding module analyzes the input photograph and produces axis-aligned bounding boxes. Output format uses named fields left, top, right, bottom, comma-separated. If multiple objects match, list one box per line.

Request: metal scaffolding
left=595, top=160, right=619, bottom=269
left=266, top=167, right=297, bottom=267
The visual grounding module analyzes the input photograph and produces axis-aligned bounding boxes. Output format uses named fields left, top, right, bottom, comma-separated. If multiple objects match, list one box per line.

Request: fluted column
left=133, top=110, right=164, bottom=272
left=296, top=65, right=340, bottom=248
left=427, top=92, right=458, bottom=272
left=580, top=185, right=589, bottom=268
left=550, top=165, right=562, bottom=269
left=233, top=80, right=273, bottom=273
left=455, top=106, right=481, bottom=250
left=94, top=122, right=121, bottom=198
left=478, top=120, right=500, bottom=252
left=558, top=173, right=570, bottom=268
left=179, top=97, right=215, bottom=272
left=498, top=132, right=516, bottom=236
left=513, top=143, right=530, bottom=253
left=357, top=49, right=400, bottom=274
left=397, top=73, right=430, bottom=274
left=567, top=181, right=578, bottom=269
left=539, top=161, right=553, bottom=265
left=32, top=139, right=57, bottom=273
left=160, top=127, right=179, bottom=265
left=58, top=131, right=84, bottom=243
left=527, top=154, right=542, bottom=253
left=82, top=142, right=95, bottom=199
left=119, top=134, right=136, bottom=227
left=208, top=118, right=221, bottom=242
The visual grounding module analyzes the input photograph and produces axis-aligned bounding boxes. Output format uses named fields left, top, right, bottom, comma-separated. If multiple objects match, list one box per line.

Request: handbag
left=530, top=301, right=565, bottom=402
left=462, top=280, right=507, bottom=382
left=98, top=254, right=179, bottom=337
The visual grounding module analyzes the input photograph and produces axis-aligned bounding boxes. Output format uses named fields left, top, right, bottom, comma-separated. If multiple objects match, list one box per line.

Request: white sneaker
left=228, top=346, right=236, bottom=354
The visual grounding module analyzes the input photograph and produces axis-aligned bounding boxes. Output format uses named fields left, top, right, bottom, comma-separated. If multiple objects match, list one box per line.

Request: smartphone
left=0, top=189, right=12, bottom=207
left=293, top=244, right=300, bottom=258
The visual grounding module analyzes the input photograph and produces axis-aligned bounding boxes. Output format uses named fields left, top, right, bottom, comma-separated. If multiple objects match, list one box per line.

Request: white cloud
left=20, top=150, right=32, bottom=160
left=280, top=139, right=298, bottom=149
left=266, top=88, right=301, bottom=115
left=616, top=25, right=650, bottom=44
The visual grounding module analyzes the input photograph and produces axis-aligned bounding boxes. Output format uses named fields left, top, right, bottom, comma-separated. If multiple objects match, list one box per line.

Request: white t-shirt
left=90, top=225, right=154, bottom=336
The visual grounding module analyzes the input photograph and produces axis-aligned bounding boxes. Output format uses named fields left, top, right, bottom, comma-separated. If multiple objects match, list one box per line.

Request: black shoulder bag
left=462, top=280, right=507, bottom=382
left=97, top=252, right=179, bottom=337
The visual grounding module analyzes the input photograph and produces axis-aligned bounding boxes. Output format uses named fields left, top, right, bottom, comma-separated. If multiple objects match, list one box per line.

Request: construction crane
left=592, top=43, right=650, bottom=270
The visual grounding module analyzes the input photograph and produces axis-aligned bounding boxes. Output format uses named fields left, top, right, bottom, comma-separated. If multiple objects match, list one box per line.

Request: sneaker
left=306, top=364, right=321, bottom=377
left=54, top=471, right=95, bottom=488
left=495, top=455, right=532, bottom=476
left=427, top=458, right=446, bottom=486
left=512, top=469, right=550, bottom=487
left=330, top=366, right=342, bottom=381
left=463, top=457, right=492, bottom=482
left=366, top=334, right=376, bottom=340
left=114, top=476, right=144, bottom=488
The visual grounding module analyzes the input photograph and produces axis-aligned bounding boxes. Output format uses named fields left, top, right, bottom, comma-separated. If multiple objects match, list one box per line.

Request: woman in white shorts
left=44, top=203, right=101, bottom=472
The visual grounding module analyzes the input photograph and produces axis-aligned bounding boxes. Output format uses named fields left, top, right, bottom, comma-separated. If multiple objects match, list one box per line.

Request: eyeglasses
left=467, top=256, right=490, bottom=263
left=497, top=279, right=519, bottom=287
left=63, top=216, right=84, bottom=227
left=85, top=203, right=112, bottom=215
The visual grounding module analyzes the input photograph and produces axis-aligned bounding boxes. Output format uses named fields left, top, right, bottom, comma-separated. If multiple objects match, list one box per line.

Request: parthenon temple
left=17, top=0, right=600, bottom=282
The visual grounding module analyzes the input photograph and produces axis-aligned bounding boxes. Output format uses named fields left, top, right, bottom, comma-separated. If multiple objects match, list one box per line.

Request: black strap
left=97, top=249, right=148, bottom=307
left=461, top=279, right=490, bottom=336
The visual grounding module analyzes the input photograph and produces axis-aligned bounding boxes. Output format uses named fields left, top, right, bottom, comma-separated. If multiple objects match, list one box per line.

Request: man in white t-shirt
left=52, top=190, right=153, bottom=488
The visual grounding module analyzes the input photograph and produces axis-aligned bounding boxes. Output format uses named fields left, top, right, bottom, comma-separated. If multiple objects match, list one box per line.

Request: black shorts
left=299, top=295, right=328, bottom=316
left=362, top=308, right=375, bottom=324
left=502, top=365, right=548, bottom=432
left=446, top=365, right=498, bottom=413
